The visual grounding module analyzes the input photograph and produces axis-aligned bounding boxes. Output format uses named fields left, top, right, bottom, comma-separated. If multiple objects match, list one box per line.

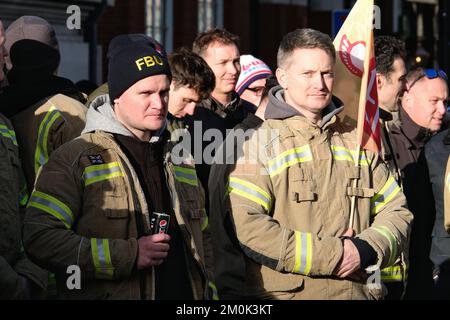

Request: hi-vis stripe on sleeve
left=91, top=238, right=114, bottom=279
left=28, top=190, right=74, bottom=229
left=173, top=166, right=198, bottom=186
left=371, top=176, right=401, bottom=215
left=208, top=281, right=219, bottom=300
left=34, top=105, right=62, bottom=173
left=19, top=184, right=29, bottom=207
left=267, top=145, right=313, bottom=177
left=83, top=162, right=124, bottom=186
left=228, top=177, right=272, bottom=211
left=201, top=216, right=209, bottom=232
left=0, top=124, right=18, bottom=146
left=293, top=231, right=312, bottom=275
left=331, top=145, right=369, bottom=166
left=381, top=264, right=407, bottom=283
left=372, top=225, right=398, bottom=266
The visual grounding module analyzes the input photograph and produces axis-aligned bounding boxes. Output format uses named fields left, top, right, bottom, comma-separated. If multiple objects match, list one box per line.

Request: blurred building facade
left=0, top=0, right=448, bottom=84
left=0, top=0, right=112, bottom=84
left=95, top=0, right=450, bottom=80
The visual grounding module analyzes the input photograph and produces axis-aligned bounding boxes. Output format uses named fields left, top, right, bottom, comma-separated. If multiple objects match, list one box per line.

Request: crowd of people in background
left=0, top=14, right=448, bottom=300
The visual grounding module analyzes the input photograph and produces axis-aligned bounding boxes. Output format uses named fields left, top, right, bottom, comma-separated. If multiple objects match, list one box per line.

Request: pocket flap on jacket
left=104, top=209, right=129, bottom=219
left=346, top=187, right=374, bottom=198
left=291, top=190, right=316, bottom=202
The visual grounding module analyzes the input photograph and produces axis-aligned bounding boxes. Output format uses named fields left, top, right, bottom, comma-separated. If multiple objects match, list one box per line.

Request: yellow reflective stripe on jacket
left=201, top=215, right=209, bottom=232
left=173, top=166, right=198, bottom=186
left=381, top=264, right=407, bottom=283
left=293, top=231, right=312, bottom=275
left=228, top=177, right=271, bottom=211
left=372, top=225, right=398, bottom=266
left=371, top=176, right=401, bottom=215
left=0, top=124, right=18, bottom=146
left=330, top=145, right=369, bottom=166
left=18, top=184, right=29, bottom=207
left=208, top=281, right=219, bottom=300
left=267, top=145, right=313, bottom=177
left=83, top=162, right=124, bottom=186
left=91, top=238, right=114, bottom=279
left=34, top=106, right=62, bottom=173
left=28, top=190, right=74, bottom=229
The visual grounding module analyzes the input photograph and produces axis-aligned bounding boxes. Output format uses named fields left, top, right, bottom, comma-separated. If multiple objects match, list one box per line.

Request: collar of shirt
left=201, top=92, right=240, bottom=118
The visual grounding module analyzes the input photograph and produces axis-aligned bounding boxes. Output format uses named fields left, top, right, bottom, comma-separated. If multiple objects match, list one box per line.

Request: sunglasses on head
left=408, top=69, right=448, bottom=90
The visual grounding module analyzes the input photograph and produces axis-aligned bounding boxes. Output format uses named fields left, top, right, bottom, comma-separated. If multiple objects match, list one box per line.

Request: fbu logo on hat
left=135, top=55, right=164, bottom=71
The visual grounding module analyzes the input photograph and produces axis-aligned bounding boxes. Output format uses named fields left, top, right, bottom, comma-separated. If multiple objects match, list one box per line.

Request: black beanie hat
left=107, top=34, right=171, bottom=102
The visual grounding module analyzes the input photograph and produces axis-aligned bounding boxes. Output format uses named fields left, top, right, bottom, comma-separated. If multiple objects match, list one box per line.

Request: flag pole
left=348, top=17, right=373, bottom=231
left=348, top=143, right=361, bottom=230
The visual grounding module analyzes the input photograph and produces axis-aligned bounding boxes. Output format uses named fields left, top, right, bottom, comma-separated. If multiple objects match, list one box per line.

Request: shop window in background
left=198, top=0, right=223, bottom=32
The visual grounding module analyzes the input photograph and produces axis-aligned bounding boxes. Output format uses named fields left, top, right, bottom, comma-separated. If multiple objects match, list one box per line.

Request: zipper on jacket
left=113, top=145, right=150, bottom=300
left=118, top=158, right=148, bottom=300
left=162, top=155, right=210, bottom=299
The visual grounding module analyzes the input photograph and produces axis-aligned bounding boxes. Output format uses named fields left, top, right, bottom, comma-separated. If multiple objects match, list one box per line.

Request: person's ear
left=170, top=80, right=176, bottom=91
left=402, top=91, right=413, bottom=112
left=276, top=68, right=288, bottom=91
left=376, top=73, right=384, bottom=91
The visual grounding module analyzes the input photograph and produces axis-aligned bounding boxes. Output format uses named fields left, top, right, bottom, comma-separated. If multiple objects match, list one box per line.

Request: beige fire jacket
left=223, top=88, right=413, bottom=299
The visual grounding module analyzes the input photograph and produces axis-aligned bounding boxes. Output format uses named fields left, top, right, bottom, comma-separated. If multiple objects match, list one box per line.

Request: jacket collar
left=391, top=107, right=432, bottom=149
left=379, top=108, right=393, bottom=122
left=264, top=86, right=344, bottom=129
left=200, top=91, right=241, bottom=118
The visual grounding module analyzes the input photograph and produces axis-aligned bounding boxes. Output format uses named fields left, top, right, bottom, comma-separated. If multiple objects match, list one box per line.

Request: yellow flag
left=333, top=0, right=380, bottom=153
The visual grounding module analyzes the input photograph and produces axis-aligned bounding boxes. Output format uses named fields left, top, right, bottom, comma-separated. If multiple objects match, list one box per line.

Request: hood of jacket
left=82, top=94, right=164, bottom=143
left=264, top=86, right=344, bottom=128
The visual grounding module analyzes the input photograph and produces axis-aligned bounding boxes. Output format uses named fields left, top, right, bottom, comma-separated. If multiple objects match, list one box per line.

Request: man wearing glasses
left=389, top=68, right=448, bottom=299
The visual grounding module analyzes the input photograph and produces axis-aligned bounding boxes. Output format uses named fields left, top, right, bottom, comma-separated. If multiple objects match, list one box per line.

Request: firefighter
left=23, top=34, right=215, bottom=300
left=222, top=28, right=413, bottom=299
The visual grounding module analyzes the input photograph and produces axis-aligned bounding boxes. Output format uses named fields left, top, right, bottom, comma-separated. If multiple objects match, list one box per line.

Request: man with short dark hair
left=186, top=28, right=250, bottom=212
left=191, top=28, right=241, bottom=114
left=225, top=28, right=412, bottom=299
left=374, top=35, right=407, bottom=168
left=375, top=36, right=407, bottom=118
left=374, top=35, right=408, bottom=299
left=166, top=47, right=215, bottom=131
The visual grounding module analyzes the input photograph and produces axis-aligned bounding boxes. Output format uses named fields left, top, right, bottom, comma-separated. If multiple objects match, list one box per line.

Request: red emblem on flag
left=339, top=35, right=365, bottom=78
